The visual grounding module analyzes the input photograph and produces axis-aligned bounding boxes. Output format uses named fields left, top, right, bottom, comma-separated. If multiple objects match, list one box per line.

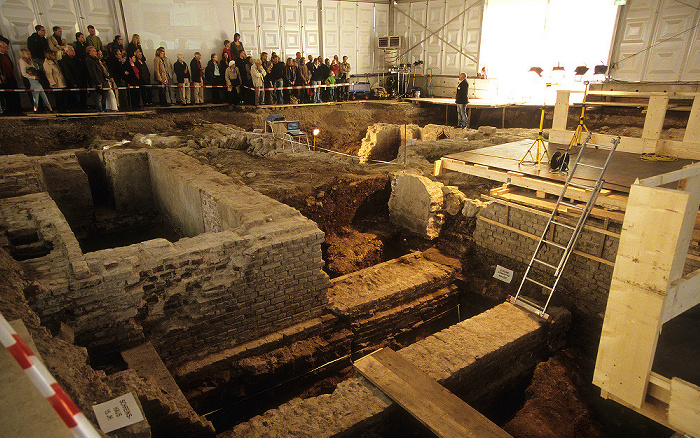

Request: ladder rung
left=550, top=221, right=575, bottom=230
left=524, top=277, right=553, bottom=290
left=533, top=258, right=557, bottom=270
left=577, top=162, right=604, bottom=170
left=559, top=201, right=584, bottom=210
left=588, top=143, right=613, bottom=150
left=542, top=238, right=567, bottom=249
left=567, top=182, right=595, bottom=191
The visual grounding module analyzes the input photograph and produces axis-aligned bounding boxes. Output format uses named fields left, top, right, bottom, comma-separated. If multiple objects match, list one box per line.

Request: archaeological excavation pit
left=2, top=99, right=698, bottom=438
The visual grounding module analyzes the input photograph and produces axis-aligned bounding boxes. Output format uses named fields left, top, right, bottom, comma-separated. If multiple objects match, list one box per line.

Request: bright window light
left=479, top=0, right=618, bottom=104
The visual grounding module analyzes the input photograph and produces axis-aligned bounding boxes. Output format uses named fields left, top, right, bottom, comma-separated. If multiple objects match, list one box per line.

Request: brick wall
left=225, top=303, right=570, bottom=438
left=0, top=149, right=329, bottom=366
left=473, top=200, right=620, bottom=352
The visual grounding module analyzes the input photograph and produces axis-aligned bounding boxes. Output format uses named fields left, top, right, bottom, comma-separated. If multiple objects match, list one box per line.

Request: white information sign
left=93, top=392, right=145, bottom=433
left=493, top=265, right=514, bottom=283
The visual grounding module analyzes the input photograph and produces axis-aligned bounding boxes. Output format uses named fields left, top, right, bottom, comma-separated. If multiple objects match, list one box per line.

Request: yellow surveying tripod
left=568, top=81, right=590, bottom=151
left=519, top=84, right=551, bottom=170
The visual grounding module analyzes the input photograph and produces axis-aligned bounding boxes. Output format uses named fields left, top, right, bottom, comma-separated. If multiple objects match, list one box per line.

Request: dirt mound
left=504, top=350, right=603, bottom=438
left=324, top=227, right=384, bottom=276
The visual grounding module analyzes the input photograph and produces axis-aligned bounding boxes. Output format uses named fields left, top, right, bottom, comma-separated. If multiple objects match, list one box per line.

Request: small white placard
left=93, top=392, right=144, bottom=433
left=493, top=265, right=514, bottom=283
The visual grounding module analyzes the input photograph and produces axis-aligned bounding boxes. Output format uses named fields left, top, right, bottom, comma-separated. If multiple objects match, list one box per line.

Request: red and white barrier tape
left=0, top=82, right=359, bottom=92
left=0, top=313, right=101, bottom=438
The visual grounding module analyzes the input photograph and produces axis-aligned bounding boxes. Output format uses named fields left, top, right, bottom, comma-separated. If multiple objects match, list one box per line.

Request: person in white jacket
left=251, top=58, right=265, bottom=106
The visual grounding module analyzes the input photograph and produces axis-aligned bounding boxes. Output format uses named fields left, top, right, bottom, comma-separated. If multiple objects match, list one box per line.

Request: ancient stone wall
left=0, top=149, right=329, bottom=366
left=225, top=303, right=570, bottom=438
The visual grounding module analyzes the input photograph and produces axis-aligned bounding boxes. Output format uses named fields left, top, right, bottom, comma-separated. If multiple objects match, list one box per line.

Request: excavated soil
left=0, top=102, right=682, bottom=437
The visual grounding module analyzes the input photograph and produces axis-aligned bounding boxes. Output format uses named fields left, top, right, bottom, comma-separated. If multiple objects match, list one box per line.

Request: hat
left=229, top=60, right=235, bottom=67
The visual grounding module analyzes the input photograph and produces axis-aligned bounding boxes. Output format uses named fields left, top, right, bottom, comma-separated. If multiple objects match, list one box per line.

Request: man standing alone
left=454, top=72, right=468, bottom=128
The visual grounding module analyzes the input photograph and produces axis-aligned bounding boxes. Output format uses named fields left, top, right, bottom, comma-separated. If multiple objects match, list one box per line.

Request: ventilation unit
left=378, top=36, right=402, bottom=48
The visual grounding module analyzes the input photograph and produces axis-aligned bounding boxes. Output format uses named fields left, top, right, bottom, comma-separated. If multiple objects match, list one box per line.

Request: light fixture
left=529, top=67, right=543, bottom=77
left=594, top=64, right=608, bottom=75
left=312, top=128, right=320, bottom=151
left=574, top=66, right=589, bottom=75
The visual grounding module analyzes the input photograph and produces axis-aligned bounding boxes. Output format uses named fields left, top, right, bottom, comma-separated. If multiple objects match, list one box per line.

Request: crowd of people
left=0, top=25, right=352, bottom=116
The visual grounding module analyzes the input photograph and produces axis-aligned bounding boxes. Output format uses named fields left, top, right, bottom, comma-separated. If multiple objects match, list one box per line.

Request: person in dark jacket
left=0, top=40, right=23, bottom=115
left=204, top=54, right=222, bottom=103
left=59, top=45, right=87, bottom=111
left=126, top=34, right=143, bottom=59
left=74, top=32, right=88, bottom=61
left=122, top=52, right=143, bottom=110
left=269, top=54, right=285, bottom=105
left=310, top=58, right=324, bottom=103
left=108, top=35, right=124, bottom=57
left=27, top=25, right=49, bottom=71
left=135, top=50, right=152, bottom=106
left=454, top=72, right=468, bottom=128
left=190, top=52, right=204, bottom=104
left=85, top=45, right=115, bottom=111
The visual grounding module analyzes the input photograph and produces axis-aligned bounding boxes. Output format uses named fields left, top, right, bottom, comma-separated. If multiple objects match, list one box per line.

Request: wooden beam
left=642, top=95, right=669, bottom=154
left=637, top=162, right=700, bottom=187
left=668, top=377, right=700, bottom=437
left=552, top=90, right=570, bottom=131
left=438, top=158, right=627, bottom=210
left=593, top=182, right=699, bottom=409
left=481, top=194, right=622, bottom=238
left=477, top=214, right=615, bottom=267
left=661, top=267, right=700, bottom=324
left=354, top=348, right=512, bottom=438
left=434, top=157, right=445, bottom=176
left=684, top=93, right=700, bottom=143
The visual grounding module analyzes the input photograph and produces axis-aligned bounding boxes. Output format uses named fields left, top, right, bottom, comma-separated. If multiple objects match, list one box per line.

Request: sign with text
left=93, top=392, right=144, bottom=433
left=493, top=265, right=514, bottom=283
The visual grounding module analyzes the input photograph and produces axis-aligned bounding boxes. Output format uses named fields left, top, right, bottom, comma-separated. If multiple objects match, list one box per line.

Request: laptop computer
left=286, top=120, right=303, bottom=136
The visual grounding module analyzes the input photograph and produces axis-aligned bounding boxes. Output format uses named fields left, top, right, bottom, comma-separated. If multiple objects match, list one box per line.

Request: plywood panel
left=593, top=183, right=696, bottom=408
left=338, top=3, right=356, bottom=63
left=258, top=0, right=280, bottom=54
left=354, top=348, right=512, bottom=438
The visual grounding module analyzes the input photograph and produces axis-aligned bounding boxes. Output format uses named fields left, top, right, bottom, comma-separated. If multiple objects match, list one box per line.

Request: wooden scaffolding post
left=593, top=163, right=700, bottom=436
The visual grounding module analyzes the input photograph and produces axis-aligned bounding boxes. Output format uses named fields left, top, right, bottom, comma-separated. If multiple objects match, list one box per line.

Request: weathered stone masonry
left=0, top=148, right=329, bottom=366
left=474, top=200, right=620, bottom=317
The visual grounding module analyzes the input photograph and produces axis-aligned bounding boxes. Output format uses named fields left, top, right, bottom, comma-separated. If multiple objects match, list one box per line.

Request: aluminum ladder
left=508, top=133, right=620, bottom=321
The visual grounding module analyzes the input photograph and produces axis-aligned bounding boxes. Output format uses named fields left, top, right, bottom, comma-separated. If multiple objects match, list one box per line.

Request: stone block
left=462, top=198, right=490, bottom=218
left=358, top=123, right=400, bottom=164
left=388, top=171, right=445, bottom=240
left=441, top=185, right=467, bottom=216
left=478, top=126, right=498, bottom=135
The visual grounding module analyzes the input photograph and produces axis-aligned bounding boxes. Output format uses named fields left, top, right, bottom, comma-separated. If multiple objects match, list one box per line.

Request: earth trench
left=0, top=101, right=686, bottom=438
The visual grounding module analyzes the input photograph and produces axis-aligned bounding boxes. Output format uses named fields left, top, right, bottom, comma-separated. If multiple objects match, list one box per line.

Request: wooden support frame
left=434, top=157, right=627, bottom=210
left=550, top=90, right=700, bottom=159
left=593, top=163, right=700, bottom=437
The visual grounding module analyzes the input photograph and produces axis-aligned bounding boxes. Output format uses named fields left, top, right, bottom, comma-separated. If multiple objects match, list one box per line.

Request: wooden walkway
left=354, top=348, right=511, bottom=438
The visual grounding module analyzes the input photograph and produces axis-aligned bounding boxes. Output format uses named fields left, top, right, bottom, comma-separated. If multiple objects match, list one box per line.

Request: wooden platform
left=435, top=139, right=694, bottom=211
left=354, top=348, right=511, bottom=438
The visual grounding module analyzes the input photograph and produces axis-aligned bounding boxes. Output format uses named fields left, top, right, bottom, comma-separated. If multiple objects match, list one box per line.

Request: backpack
left=550, top=151, right=569, bottom=172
